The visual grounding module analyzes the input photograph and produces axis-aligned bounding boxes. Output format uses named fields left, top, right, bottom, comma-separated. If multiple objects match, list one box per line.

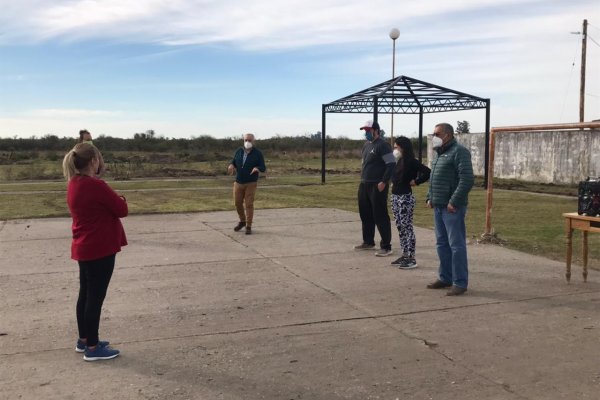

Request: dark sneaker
left=234, top=222, right=246, bottom=232
left=375, top=248, right=393, bottom=257
left=354, top=243, right=375, bottom=250
left=83, top=345, right=120, bottom=361
left=245, top=226, right=252, bottom=235
left=426, top=279, right=452, bottom=289
left=75, top=339, right=109, bottom=353
left=391, top=255, right=411, bottom=264
left=446, top=286, right=468, bottom=296
left=397, top=258, right=418, bottom=269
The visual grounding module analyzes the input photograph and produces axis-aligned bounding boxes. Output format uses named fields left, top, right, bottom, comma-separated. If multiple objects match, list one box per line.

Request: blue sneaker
left=75, top=339, right=110, bottom=353
left=83, top=345, right=120, bottom=361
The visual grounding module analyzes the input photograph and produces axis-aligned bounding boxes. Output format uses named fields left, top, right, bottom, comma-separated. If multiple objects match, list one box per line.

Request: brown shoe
left=426, top=280, right=452, bottom=289
left=245, top=226, right=252, bottom=235
left=234, top=222, right=246, bottom=232
left=446, top=286, right=467, bottom=296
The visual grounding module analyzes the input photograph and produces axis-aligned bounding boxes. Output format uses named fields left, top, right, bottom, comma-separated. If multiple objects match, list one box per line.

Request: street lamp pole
left=389, top=28, right=400, bottom=145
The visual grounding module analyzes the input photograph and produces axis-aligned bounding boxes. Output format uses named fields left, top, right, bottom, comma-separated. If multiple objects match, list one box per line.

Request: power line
left=587, top=34, right=600, bottom=47
left=559, top=34, right=580, bottom=122
left=588, top=22, right=600, bottom=32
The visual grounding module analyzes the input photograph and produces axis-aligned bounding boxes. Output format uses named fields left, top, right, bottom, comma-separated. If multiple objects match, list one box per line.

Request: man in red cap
left=354, top=120, right=396, bottom=256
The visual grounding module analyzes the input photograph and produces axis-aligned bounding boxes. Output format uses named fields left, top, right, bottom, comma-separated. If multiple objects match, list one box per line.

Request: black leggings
left=76, top=254, right=115, bottom=347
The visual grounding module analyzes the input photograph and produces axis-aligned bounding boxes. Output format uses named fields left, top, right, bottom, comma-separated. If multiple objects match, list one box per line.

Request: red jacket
left=67, top=175, right=128, bottom=261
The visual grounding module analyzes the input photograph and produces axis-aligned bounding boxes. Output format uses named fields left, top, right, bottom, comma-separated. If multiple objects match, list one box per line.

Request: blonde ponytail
left=62, top=150, right=78, bottom=180
left=62, top=143, right=99, bottom=180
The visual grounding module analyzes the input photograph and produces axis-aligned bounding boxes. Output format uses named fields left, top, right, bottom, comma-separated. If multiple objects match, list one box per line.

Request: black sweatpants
left=358, top=182, right=392, bottom=250
left=76, top=254, right=115, bottom=347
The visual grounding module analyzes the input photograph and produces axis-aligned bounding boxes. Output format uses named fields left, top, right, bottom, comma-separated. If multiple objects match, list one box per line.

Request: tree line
left=0, top=132, right=426, bottom=154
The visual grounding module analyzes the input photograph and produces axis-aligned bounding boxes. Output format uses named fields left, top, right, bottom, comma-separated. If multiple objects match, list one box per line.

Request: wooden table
left=563, top=212, right=600, bottom=282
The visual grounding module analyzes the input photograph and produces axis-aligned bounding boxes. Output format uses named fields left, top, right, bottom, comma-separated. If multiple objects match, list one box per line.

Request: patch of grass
left=0, top=193, right=69, bottom=219
left=0, top=162, right=63, bottom=181
left=0, top=155, right=361, bottom=182
left=125, top=189, right=234, bottom=214
left=479, top=176, right=578, bottom=197
left=412, top=185, right=599, bottom=269
left=0, top=174, right=356, bottom=193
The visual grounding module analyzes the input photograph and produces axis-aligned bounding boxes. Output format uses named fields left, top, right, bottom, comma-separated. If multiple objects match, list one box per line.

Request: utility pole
left=580, top=19, right=588, bottom=123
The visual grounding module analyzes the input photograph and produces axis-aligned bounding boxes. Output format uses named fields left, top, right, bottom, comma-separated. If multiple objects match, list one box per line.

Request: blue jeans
left=434, top=206, right=468, bottom=288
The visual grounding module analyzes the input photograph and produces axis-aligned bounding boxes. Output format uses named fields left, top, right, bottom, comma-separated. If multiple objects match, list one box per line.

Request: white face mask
left=393, top=149, right=402, bottom=159
left=432, top=136, right=443, bottom=148
left=244, top=141, right=253, bottom=150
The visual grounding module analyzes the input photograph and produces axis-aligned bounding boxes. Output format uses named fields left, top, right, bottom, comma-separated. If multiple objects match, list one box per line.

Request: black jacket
left=360, top=138, right=396, bottom=184
left=391, top=158, right=431, bottom=195
left=230, top=148, right=266, bottom=184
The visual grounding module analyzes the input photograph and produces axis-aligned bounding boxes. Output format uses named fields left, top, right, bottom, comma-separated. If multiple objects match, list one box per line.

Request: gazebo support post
left=483, top=100, right=491, bottom=187
left=418, top=107, right=424, bottom=162
left=321, top=104, right=327, bottom=184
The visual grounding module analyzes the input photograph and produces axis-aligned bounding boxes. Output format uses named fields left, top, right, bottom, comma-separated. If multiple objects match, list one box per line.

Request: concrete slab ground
left=1, top=208, right=600, bottom=400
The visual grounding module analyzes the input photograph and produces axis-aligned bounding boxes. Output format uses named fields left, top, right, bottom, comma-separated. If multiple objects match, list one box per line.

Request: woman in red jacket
left=62, top=142, right=128, bottom=361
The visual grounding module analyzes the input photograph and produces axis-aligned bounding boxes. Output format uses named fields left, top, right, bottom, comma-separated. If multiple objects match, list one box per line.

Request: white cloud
left=0, top=0, right=548, bottom=49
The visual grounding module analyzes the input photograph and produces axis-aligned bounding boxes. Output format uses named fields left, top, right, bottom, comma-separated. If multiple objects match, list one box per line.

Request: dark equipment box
left=578, top=177, right=600, bottom=217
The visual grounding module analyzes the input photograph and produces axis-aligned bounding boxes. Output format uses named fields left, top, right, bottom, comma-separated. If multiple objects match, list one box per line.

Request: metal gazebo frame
left=321, top=75, right=491, bottom=183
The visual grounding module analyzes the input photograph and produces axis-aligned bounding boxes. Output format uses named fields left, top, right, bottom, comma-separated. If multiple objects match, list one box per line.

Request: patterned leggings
left=391, top=193, right=416, bottom=258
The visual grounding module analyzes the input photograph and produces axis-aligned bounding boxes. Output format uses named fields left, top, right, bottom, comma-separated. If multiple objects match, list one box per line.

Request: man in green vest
left=426, top=123, right=474, bottom=296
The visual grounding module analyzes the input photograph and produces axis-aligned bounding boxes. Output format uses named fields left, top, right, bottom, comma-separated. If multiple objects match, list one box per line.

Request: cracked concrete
left=1, top=208, right=599, bottom=399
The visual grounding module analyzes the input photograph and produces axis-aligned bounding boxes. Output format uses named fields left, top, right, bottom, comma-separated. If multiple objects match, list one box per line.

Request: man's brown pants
left=233, top=182, right=258, bottom=227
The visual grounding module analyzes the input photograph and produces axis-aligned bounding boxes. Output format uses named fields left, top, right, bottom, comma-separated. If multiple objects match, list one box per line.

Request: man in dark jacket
left=426, top=123, right=474, bottom=296
left=77, top=129, right=105, bottom=177
left=228, top=133, right=266, bottom=235
left=354, top=120, right=396, bottom=256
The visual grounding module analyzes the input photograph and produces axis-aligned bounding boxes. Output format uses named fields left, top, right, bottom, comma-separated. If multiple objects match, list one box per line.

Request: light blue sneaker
left=83, top=345, right=120, bottom=361
left=75, top=339, right=109, bottom=353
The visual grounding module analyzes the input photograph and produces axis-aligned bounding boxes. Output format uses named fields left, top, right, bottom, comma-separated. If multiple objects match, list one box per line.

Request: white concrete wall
left=426, top=129, right=600, bottom=184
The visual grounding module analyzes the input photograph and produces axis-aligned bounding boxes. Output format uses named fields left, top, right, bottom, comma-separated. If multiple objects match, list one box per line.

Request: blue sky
left=1, top=0, right=599, bottom=140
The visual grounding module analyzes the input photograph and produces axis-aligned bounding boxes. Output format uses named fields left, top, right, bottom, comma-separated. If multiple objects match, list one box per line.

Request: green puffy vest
left=427, top=139, right=474, bottom=208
